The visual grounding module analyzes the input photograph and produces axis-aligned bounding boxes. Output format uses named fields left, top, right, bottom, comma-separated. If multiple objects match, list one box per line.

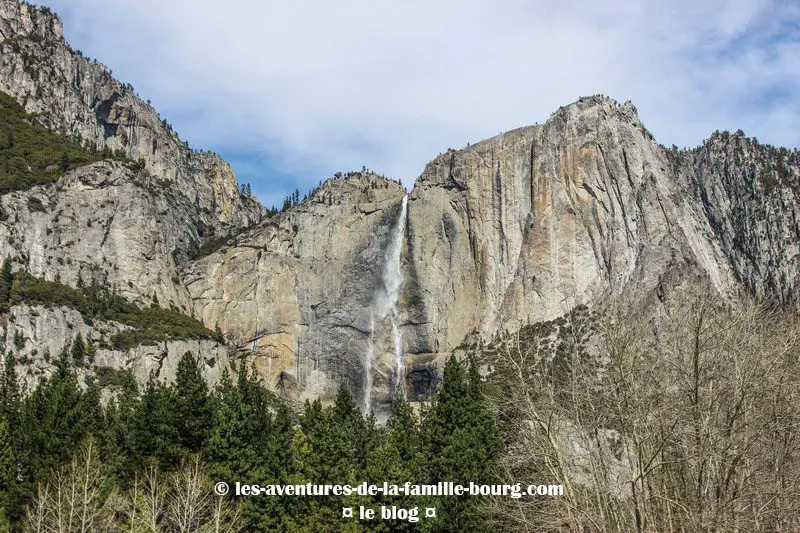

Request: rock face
left=0, top=0, right=254, bottom=390
left=0, top=0, right=265, bottom=306
left=675, top=133, right=800, bottom=303
left=191, top=97, right=797, bottom=411
left=185, top=173, right=406, bottom=410
left=402, top=97, right=798, bottom=366
left=0, top=0, right=262, bottom=233
left=1, top=304, right=228, bottom=390
left=0, top=1, right=798, bottom=409
left=0, top=161, right=203, bottom=309
left=404, top=97, right=722, bottom=359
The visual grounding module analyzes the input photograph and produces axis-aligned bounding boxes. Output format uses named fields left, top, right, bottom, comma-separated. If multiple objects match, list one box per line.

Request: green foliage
left=420, top=355, right=502, bottom=530
left=759, top=167, right=780, bottom=192
left=0, top=418, right=14, bottom=529
left=9, top=353, right=104, bottom=521
left=126, top=376, right=182, bottom=471
left=0, top=91, right=123, bottom=194
left=70, top=332, right=85, bottom=363
left=0, top=260, right=11, bottom=313
left=0, top=348, right=502, bottom=530
left=174, top=352, right=214, bottom=452
left=194, top=233, right=233, bottom=259
left=0, top=354, right=20, bottom=425
left=93, top=365, right=134, bottom=388
left=5, top=269, right=219, bottom=350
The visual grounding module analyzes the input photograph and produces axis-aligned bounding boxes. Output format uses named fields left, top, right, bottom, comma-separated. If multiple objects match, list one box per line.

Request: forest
left=0, top=350, right=500, bottom=531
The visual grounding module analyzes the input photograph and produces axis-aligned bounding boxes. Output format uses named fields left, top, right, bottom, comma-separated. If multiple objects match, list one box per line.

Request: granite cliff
left=194, top=97, right=797, bottom=413
left=0, top=1, right=797, bottom=410
left=0, top=0, right=261, bottom=383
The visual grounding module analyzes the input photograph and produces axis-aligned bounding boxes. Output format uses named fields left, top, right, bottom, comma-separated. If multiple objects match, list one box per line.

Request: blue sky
left=38, top=0, right=800, bottom=209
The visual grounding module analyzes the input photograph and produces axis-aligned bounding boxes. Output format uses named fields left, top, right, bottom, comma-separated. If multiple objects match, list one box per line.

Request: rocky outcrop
left=184, top=173, right=406, bottom=408
left=0, top=161, right=208, bottom=309
left=1, top=304, right=228, bottom=390
left=0, top=0, right=263, bottom=234
left=676, top=132, right=800, bottom=303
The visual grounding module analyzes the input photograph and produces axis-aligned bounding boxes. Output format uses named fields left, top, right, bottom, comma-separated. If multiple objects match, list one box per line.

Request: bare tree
left=166, top=456, right=210, bottom=532
left=165, top=456, right=239, bottom=533
left=121, top=464, right=166, bottom=533
left=484, top=290, right=800, bottom=531
left=24, top=437, right=117, bottom=532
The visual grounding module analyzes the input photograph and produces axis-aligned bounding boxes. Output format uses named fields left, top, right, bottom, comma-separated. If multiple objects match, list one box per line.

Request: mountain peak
left=0, top=0, right=63, bottom=43
left=0, top=0, right=263, bottom=228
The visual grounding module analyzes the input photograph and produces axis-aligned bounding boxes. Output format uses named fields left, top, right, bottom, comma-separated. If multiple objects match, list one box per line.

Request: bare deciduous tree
left=24, top=437, right=116, bottom=532
left=484, top=290, right=800, bottom=531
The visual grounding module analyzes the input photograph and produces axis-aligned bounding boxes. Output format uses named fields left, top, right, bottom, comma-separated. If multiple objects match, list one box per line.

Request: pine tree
left=0, top=353, right=19, bottom=425
left=299, top=398, right=329, bottom=482
left=206, top=362, right=273, bottom=487
left=419, top=354, right=502, bottom=530
left=130, top=375, right=181, bottom=470
left=364, top=394, right=423, bottom=530
left=384, top=393, right=421, bottom=469
left=0, top=418, right=15, bottom=527
left=173, top=352, right=214, bottom=454
left=86, top=339, right=96, bottom=363
left=328, top=383, right=372, bottom=480
left=71, top=333, right=86, bottom=363
left=11, top=349, right=107, bottom=528
left=0, top=260, right=11, bottom=313
left=100, top=369, right=139, bottom=482
left=422, top=354, right=469, bottom=481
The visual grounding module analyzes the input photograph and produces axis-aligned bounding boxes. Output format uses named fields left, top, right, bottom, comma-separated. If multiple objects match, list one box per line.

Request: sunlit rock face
left=184, top=173, right=407, bottom=414
left=0, top=0, right=263, bottom=237
left=190, top=99, right=798, bottom=412
left=402, top=95, right=798, bottom=371
left=1, top=3, right=798, bottom=408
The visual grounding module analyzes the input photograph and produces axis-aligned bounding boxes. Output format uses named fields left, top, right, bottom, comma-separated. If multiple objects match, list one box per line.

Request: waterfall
left=363, top=195, right=408, bottom=412
left=363, top=310, right=375, bottom=413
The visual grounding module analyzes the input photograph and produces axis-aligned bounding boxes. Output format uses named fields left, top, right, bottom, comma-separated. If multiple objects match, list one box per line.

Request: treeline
left=0, top=351, right=500, bottom=531
left=272, top=168, right=402, bottom=214
left=0, top=91, right=129, bottom=194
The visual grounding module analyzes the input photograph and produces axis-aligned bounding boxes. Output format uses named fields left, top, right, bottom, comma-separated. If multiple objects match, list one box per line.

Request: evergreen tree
left=0, top=418, right=15, bottom=528
left=365, top=394, right=423, bottom=530
left=0, top=353, right=19, bottom=425
left=11, top=350, right=105, bottom=522
left=300, top=398, right=329, bottom=481
left=173, top=351, right=214, bottom=453
left=129, top=375, right=181, bottom=470
left=420, top=354, right=502, bottom=530
left=101, top=368, right=139, bottom=482
left=328, top=383, right=371, bottom=480
left=18, top=351, right=97, bottom=475
left=70, top=333, right=86, bottom=363
left=206, top=362, right=276, bottom=529
left=0, top=259, right=11, bottom=312
left=384, top=393, right=421, bottom=469
left=86, top=339, right=96, bottom=363
left=422, top=354, right=469, bottom=480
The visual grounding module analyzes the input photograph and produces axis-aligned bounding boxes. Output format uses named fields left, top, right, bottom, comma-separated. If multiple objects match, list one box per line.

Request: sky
left=38, top=0, right=800, bottom=208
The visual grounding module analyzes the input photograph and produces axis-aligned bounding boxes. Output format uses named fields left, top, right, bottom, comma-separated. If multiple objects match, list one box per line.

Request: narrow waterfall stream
left=363, top=195, right=408, bottom=412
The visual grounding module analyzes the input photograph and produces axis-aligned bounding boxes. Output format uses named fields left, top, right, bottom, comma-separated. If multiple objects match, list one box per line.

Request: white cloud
left=40, top=0, right=800, bottom=197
